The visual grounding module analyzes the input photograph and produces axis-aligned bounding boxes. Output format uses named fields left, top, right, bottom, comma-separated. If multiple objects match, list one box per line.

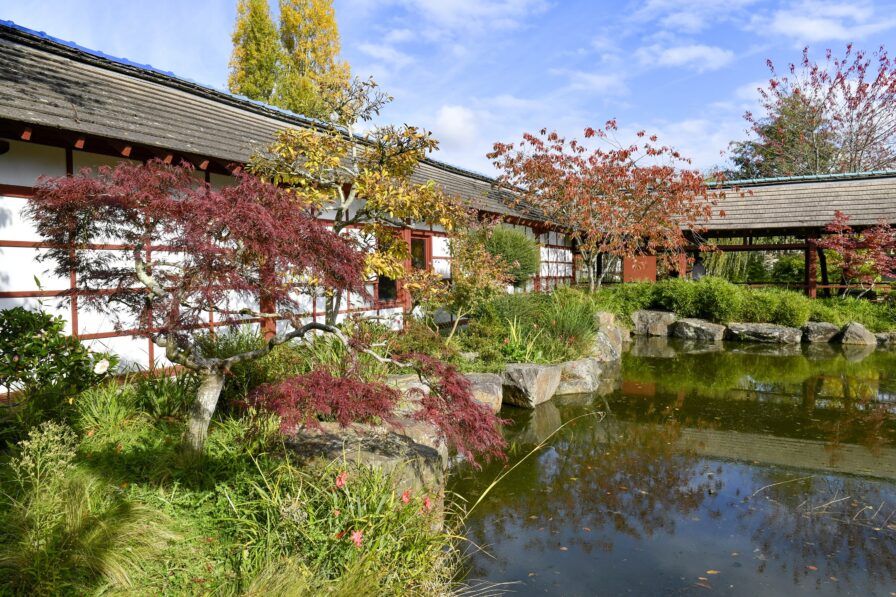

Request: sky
left=3, top=0, right=896, bottom=176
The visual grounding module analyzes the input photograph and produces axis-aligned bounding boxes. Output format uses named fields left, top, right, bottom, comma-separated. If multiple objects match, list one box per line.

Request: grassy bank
left=0, top=375, right=459, bottom=595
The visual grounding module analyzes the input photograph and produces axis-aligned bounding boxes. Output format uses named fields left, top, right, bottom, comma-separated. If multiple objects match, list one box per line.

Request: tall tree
left=731, top=45, right=896, bottom=177
left=227, top=0, right=350, bottom=120
left=490, top=121, right=720, bottom=291
left=276, top=0, right=350, bottom=119
left=228, top=0, right=281, bottom=102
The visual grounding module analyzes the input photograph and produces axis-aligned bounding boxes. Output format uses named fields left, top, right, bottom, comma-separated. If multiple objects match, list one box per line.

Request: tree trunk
left=325, top=291, right=343, bottom=326
left=182, top=369, right=226, bottom=458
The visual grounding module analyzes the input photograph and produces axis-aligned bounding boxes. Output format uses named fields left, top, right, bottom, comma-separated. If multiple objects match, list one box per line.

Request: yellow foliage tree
left=227, top=0, right=349, bottom=120
left=249, top=82, right=469, bottom=323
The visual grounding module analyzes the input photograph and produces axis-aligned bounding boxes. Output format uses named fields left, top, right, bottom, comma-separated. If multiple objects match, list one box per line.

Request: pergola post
left=804, top=235, right=818, bottom=298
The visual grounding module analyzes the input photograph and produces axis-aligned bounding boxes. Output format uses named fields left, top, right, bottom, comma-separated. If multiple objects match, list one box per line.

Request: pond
left=450, top=338, right=896, bottom=595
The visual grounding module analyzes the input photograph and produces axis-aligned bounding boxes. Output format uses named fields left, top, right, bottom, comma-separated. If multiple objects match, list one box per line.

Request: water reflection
left=451, top=339, right=896, bottom=595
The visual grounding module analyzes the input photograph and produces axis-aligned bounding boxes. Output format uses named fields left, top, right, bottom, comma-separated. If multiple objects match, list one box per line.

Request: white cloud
left=637, top=43, right=735, bottom=72
left=552, top=69, right=629, bottom=95
left=433, top=105, right=479, bottom=150
left=383, top=28, right=414, bottom=44
left=755, top=0, right=896, bottom=43
left=400, top=0, right=550, bottom=33
left=357, top=42, right=415, bottom=67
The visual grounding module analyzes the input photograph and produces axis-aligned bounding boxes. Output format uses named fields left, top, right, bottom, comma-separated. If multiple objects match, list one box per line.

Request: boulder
left=802, top=321, right=840, bottom=343
left=463, top=372, right=504, bottom=414
left=386, top=373, right=429, bottom=416
left=591, top=330, right=621, bottom=361
left=726, top=322, right=802, bottom=344
left=286, top=422, right=444, bottom=497
left=876, top=332, right=896, bottom=347
left=502, top=363, right=561, bottom=409
left=555, top=357, right=617, bottom=396
left=839, top=322, right=877, bottom=345
left=671, top=318, right=726, bottom=341
left=594, top=311, right=617, bottom=329
left=631, top=310, right=677, bottom=336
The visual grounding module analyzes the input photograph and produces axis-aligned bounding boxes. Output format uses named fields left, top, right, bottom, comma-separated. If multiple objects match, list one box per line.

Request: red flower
left=333, top=509, right=341, bottom=517
left=335, top=530, right=345, bottom=540
left=335, top=471, right=348, bottom=489
left=401, top=490, right=412, bottom=504
left=423, top=496, right=432, bottom=512
left=350, top=530, right=363, bottom=548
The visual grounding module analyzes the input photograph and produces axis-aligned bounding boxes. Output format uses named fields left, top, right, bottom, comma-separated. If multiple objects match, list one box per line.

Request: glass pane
left=378, top=276, right=397, bottom=301
left=411, top=238, right=426, bottom=270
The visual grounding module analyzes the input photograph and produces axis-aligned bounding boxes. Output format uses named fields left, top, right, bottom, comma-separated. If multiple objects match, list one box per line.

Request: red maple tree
left=818, top=210, right=895, bottom=296
left=489, top=121, right=720, bottom=289
left=28, top=160, right=368, bottom=454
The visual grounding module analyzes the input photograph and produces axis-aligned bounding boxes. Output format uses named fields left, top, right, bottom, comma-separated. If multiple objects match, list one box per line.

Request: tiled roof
left=0, top=21, right=539, bottom=220
left=708, top=172, right=896, bottom=232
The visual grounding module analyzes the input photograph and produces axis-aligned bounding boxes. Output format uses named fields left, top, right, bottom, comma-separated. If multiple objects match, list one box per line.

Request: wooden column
left=804, top=236, right=818, bottom=298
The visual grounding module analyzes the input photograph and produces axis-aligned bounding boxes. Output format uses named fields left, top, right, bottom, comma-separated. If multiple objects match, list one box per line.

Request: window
left=410, top=237, right=427, bottom=270
left=378, top=276, right=397, bottom=301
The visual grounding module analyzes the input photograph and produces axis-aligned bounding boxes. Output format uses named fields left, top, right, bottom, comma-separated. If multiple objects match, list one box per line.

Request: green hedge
left=591, top=276, right=894, bottom=331
left=482, top=226, right=540, bottom=286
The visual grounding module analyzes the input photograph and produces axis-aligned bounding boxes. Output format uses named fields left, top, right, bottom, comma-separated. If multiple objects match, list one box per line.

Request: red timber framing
left=1, top=131, right=575, bottom=368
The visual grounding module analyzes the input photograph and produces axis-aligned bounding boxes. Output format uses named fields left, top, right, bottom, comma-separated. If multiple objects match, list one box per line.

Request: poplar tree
left=276, top=0, right=350, bottom=119
left=227, top=0, right=350, bottom=120
left=227, top=0, right=281, bottom=102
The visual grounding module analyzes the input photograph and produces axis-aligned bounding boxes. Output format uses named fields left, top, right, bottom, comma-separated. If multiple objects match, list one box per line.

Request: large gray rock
left=386, top=373, right=429, bottom=416
left=591, top=311, right=629, bottom=360
left=671, top=318, right=726, bottom=341
left=839, top=322, right=877, bottom=345
left=802, top=321, right=840, bottom=343
left=631, top=310, right=677, bottom=336
left=555, top=357, right=619, bottom=396
left=726, top=322, right=802, bottom=344
left=463, top=372, right=504, bottom=414
left=286, top=422, right=444, bottom=497
left=503, top=363, right=561, bottom=409
left=876, top=332, right=896, bottom=347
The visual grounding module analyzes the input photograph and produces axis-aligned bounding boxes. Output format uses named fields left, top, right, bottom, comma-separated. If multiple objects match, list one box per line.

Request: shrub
left=769, top=253, right=805, bottom=284
left=768, top=289, right=811, bottom=327
left=693, top=276, right=743, bottom=323
left=0, top=422, right=174, bottom=594
left=0, top=307, right=116, bottom=430
left=591, top=282, right=655, bottom=325
left=134, top=371, right=199, bottom=420
left=75, top=382, right=141, bottom=435
left=482, top=226, right=540, bottom=286
left=248, top=369, right=400, bottom=432
left=540, top=287, right=596, bottom=357
left=651, top=278, right=698, bottom=317
left=810, top=296, right=896, bottom=332
left=737, top=288, right=779, bottom=324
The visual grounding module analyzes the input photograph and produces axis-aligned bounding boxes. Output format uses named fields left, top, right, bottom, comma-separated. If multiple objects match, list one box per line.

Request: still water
left=451, top=338, right=896, bottom=596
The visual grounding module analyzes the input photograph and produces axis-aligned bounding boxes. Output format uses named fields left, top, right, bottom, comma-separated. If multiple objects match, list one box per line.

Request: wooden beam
left=198, top=159, right=209, bottom=171
left=162, top=153, right=174, bottom=164
left=20, top=127, right=32, bottom=141
left=74, top=137, right=86, bottom=150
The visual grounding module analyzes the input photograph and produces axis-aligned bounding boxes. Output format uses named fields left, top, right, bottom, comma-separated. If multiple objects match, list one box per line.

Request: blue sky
left=4, top=0, right=896, bottom=175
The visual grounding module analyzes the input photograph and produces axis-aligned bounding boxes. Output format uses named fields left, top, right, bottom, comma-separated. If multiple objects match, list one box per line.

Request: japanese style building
left=2, top=20, right=896, bottom=369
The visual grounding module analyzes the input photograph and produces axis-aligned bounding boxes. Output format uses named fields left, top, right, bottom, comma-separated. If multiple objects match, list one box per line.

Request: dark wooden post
left=804, top=235, right=818, bottom=298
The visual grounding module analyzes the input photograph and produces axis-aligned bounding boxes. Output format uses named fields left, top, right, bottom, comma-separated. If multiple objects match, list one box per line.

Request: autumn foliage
left=490, top=121, right=719, bottom=289
left=819, top=210, right=896, bottom=296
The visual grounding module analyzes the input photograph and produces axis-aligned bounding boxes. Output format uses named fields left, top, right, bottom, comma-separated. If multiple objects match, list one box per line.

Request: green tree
left=228, top=0, right=281, bottom=102
left=276, top=0, right=350, bottom=119
left=227, top=0, right=350, bottom=120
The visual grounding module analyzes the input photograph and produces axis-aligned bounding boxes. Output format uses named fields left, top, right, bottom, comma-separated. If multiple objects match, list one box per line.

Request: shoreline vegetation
left=2, top=278, right=894, bottom=594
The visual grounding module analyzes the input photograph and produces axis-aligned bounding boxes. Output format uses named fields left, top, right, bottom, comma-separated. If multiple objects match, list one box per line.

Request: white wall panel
left=0, top=196, right=36, bottom=241
left=0, top=140, right=66, bottom=186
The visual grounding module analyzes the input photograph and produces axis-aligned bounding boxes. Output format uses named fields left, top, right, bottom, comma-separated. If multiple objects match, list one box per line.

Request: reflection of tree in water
left=734, top=472, right=896, bottom=589
left=454, top=401, right=716, bottom=577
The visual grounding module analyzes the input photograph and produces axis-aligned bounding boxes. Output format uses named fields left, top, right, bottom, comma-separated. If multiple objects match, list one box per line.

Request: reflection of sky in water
left=451, top=339, right=896, bottom=596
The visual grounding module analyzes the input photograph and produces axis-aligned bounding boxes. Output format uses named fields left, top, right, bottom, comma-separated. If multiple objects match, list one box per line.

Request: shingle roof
left=0, top=21, right=539, bottom=220
left=708, top=172, right=896, bottom=233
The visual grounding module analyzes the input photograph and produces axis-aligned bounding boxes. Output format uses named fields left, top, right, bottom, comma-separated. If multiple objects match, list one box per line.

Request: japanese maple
left=818, top=210, right=895, bottom=296
left=28, top=160, right=366, bottom=455
left=489, top=121, right=720, bottom=290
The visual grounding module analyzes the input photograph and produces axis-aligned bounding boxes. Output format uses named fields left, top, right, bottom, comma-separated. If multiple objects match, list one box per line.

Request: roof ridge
left=0, top=19, right=335, bottom=130
left=711, top=170, right=896, bottom=188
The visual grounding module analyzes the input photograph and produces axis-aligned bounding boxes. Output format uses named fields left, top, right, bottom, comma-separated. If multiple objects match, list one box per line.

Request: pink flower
left=333, top=509, right=341, bottom=517
left=350, top=530, right=363, bottom=549
left=335, top=471, right=348, bottom=489
left=401, top=490, right=412, bottom=504
left=423, top=496, right=432, bottom=512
